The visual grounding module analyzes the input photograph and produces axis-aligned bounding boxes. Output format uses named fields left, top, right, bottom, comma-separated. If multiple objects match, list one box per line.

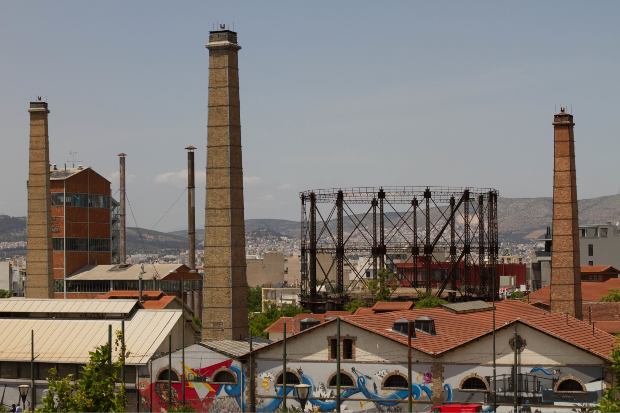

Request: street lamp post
left=294, top=384, right=311, bottom=412
left=18, top=385, right=29, bottom=412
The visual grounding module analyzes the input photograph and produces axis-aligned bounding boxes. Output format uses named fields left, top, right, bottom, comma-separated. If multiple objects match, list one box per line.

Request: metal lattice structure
left=300, top=187, right=499, bottom=312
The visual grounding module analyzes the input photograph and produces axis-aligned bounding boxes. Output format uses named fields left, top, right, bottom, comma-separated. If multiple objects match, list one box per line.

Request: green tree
left=344, top=298, right=367, bottom=313
left=509, top=291, right=525, bottom=300
left=191, top=315, right=202, bottom=330
left=590, top=339, right=620, bottom=412
left=247, top=285, right=263, bottom=312
left=38, top=330, right=128, bottom=412
left=601, top=289, right=620, bottom=302
left=248, top=303, right=309, bottom=338
left=414, top=292, right=448, bottom=309
left=364, top=268, right=398, bottom=303
left=0, top=290, right=14, bottom=298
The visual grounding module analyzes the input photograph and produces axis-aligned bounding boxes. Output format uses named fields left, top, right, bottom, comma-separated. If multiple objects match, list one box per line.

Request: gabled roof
left=345, top=300, right=616, bottom=360
left=371, top=301, right=413, bottom=312
left=581, top=265, right=620, bottom=274
left=257, top=300, right=617, bottom=361
left=529, top=278, right=620, bottom=302
left=353, top=307, right=375, bottom=316
left=68, top=263, right=196, bottom=281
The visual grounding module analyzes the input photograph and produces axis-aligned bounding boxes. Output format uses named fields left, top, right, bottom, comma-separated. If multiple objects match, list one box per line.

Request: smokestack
left=550, top=108, right=582, bottom=319
left=118, top=153, right=127, bottom=265
left=186, top=146, right=196, bottom=270
left=26, top=100, right=54, bottom=298
left=204, top=28, right=249, bottom=340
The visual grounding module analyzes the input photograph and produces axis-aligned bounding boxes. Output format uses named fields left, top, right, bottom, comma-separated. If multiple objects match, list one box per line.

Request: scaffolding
left=299, top=186, right=499, bottom=312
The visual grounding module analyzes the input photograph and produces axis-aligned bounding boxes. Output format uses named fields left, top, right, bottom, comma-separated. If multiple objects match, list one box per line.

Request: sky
left=1, top=1, right=619, bottom=232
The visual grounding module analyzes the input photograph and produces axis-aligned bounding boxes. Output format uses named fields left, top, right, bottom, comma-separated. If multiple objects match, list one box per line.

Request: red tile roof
left=344, top=300, right=617, bottom=360
left=264, top=317, right=294, bottom=333
left=324, top=311, right=352, bottom=317
left=142, top=296, right=176, bottom=309
left=371, top=301, right=414, bottom=312
left=353, top=307, right=375, bottom=316
left=529, top=278, right=620, bottom=303
left=581, top=265, right=620, bottom=274
left=592, top=321, right=620, bottom=334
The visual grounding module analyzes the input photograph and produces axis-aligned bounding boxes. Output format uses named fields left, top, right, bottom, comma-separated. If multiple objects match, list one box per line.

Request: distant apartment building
left=49, top=166, right=120, bottom=293
left=246, top=251, right=285, bottom=287
left=579, top=223, right=620, bottom=268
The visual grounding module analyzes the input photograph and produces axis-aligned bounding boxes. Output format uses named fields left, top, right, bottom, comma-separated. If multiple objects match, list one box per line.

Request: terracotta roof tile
left=142, top=296, right=176, bottom=309
left=345, top=300, right=616, bottom=360
left=580, top=265, right=620, bottom=274
left=529, top=278, right=620, bottom=302
left=263, top=317, right=294, bottom=333
left=592, top=321, right=620, bottom=334
left=371, top=301, right=414, bottom=312
left=353, top=307, right=375, bottom=316
left=324, top=311, right=352, bottom=317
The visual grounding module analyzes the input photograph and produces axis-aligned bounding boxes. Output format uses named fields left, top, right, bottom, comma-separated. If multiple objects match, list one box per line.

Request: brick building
left=49, top=166, right=120, bottom=293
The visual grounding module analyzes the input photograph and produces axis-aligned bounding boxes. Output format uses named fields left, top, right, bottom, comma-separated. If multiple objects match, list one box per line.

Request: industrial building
left=50, top=165, right=120, bottom=294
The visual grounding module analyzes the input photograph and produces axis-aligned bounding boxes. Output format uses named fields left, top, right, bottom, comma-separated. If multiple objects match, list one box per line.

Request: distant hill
left=246, top=228, right=286, bottom=239
left=3, top=194, right=620, bottom=249
left=0, top=215, right=27, bottom=242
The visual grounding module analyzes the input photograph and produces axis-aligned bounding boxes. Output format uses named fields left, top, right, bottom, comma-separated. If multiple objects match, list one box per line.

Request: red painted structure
left=396, top=259, right=526, bottom=289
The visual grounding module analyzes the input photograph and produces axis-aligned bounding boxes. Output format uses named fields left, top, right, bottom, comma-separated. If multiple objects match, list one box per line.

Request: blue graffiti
left=530, top=367, right=558, bottom=376
left=219, top=367, right=453, bottom=412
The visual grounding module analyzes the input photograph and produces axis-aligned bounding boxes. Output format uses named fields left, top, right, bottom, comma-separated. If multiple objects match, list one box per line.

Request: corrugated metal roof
left=68, top=264, right=188, bottom=281
left=50, top=167, right=88, bottom=180
left=441, top=301, right=494, bottom=314
left=0, top=299, right=139, bottom=314
left=0, top=310, right=182, bottom=364
left=200, top=339, right=269, bottom=359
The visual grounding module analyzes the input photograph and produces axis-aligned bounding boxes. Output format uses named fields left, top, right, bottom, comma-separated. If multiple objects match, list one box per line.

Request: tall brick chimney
left=550, top=108, right=582, bottom=319
left=203, top=28, right=249, bottom=340
left=26, top=101, right=54, bottom=298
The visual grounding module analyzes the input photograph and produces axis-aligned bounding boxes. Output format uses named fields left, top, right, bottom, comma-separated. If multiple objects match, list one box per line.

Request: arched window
left=212, top=370, right=236, bottom=384
left=328, top=371, right=355, bottom=388
left=276, top=370, right=301, bottom=386
left=557, top=378, right=585, bottom=392
left=382, top=371, right=408, bottom=389
left=157, top=369, right=180, bottom=382
left=462, top=377, right=487, bottom=391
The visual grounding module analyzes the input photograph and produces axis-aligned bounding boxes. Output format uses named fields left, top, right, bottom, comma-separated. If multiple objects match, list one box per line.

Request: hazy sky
left=1, top=1, right=619, bottom=232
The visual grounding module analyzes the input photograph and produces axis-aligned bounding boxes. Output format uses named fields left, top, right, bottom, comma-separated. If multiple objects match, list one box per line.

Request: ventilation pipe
left=118, top=153, right=127, bottom=265
left=186, top=146, right=196, bottom=270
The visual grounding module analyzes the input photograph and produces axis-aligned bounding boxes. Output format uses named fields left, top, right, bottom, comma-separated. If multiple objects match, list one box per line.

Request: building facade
left=579, top=223, right=620, bottom=268
left=49, top=166, right=119, bottom=294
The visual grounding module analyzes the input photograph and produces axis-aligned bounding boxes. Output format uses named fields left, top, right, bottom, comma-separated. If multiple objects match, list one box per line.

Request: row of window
left=51, top=193, right=110, bottom=208
left=53, top=238, right=111, bottom=252
left=53, top=279, right=203, bottom=293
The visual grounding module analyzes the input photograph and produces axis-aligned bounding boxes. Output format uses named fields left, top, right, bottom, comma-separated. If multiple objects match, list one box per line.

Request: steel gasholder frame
left=299, top=186, right=499, bottom=312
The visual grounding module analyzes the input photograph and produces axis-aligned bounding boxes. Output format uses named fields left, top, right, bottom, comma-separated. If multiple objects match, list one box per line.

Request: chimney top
left=53, top=164, right=57, bottom=170
left=118, top=153, right=127, bottom=157
left=185, top=146, right=197, bottom=151
left=77, top=165, right=83, bottom=170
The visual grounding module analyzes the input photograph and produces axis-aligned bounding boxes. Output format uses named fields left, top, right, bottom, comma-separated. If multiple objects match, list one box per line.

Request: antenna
left=68, top=151, right=83, bottom=168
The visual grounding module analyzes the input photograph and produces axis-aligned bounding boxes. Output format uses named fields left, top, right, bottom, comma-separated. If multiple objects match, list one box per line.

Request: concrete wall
left=579, top=225, right=620, bottom=268
left=247, top=252, right=284, bottom=287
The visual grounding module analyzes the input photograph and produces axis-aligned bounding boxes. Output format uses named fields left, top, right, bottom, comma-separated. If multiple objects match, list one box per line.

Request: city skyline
left=1, top=1, right=619, bottom=232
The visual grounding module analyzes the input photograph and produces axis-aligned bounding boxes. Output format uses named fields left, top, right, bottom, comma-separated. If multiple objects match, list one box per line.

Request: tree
left=0, top=290, right=14, bottom=298
left=248, top=303, right=309, bottom=338
left=509, top=291, right=525, bottom=300
left=590, top=339, right=620, bottom=412
left=191, top=315, right=202, bottom=330
left=344, top=298, right=367, bottom=313
left=414, top=292, right=448, bottom=309
left=601, top=289, right=620, bottom=302
left=247, top=285, right=263, bottom=312
left=38, top=330, right=128, bottom=412
left=364, top=268, right=398, bottom=303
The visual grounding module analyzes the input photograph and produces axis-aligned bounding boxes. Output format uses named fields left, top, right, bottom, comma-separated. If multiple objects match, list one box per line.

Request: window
left=88, top=194, right=109, bottom=209
left=157, top=369, right=180, bottom=382
left=601, top=228, right=608, bottom=237
left=89, top=238, right=110, bottom=252
left=343, top=339, right=354, bottom=360
left=58, top=363, right=77, bottom=379
left=276, top=371, right=300, bottom=386
left=66, top=238, right=88, bottom=252
left=51, top=193, right=64, bottom=207
left=212, top=370, right=236, bottom=384
left=328, top=372, right=354, bottom=388
left=66, top=280, right=110, bottom=293
left=589, top=261, right=594, bottom=266
left=330, top=338, right=338, bottom=359
left=53, top=238, right=64, bottom=251
left=461, top=377, right=488, bottom=391
left=383, top=373, right=408, bottom=389
left=54, top=280, right=65, bottom=292
left=162, top=280, right=181, bottom=292
left=0, top=362, right=19, bottom=379
left=588, top=244, right=594, bottom=256
left=18, top=362, right=31, bottom=379
left=38, top=363, right=57, bottom=380
left=66, top=193, right=88, bottom=208
left=557, top=379, right=585, bottom=392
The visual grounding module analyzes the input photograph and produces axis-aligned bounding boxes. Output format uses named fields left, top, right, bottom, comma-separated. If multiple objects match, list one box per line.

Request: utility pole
left=250, top=334, right=255, bottom=412
left=408, top=321, right=412, bottom=413
left=121, top=320, right=125, bottom=384
left=514, top=324, right=518, bottom=413
left=336, top=317, right=341, bottom=412
left=31, top=330, right=35, bottom=410
left=182, top=270, right=185, bottom=407
left=283, top=322, right=287, bottom=410
left=168, top=335, right=172, bottom=411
